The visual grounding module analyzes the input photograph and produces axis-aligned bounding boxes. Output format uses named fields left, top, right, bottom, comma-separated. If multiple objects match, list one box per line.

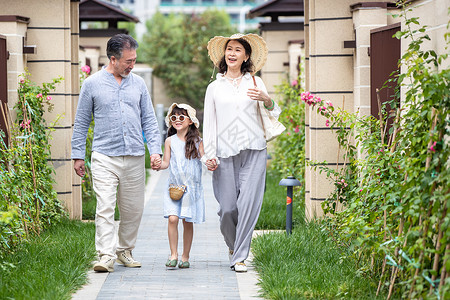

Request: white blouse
left=203, top=72, right=281, bottom=160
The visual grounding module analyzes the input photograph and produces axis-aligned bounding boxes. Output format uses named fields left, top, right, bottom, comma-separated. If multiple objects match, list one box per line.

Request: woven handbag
left=169, top=184, right=186, bottom=201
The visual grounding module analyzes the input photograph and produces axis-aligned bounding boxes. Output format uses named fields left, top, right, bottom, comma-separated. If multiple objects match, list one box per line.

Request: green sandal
left=178, top=261, right=190, bottom=268
left=165, top=258, right=177, bottom=268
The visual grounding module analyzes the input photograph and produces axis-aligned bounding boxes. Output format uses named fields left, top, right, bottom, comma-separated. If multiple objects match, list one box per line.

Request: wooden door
left=370, top=23, right=401, bottom=129
left=0, top=35, right=8, bottom=146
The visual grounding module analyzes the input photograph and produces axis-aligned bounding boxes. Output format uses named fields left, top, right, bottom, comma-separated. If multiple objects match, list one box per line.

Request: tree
left=139, top=10, right=235, bottom=108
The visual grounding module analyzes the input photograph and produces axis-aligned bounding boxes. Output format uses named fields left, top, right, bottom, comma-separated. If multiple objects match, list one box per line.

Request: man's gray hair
left=106, top=34, right=138, bottom=59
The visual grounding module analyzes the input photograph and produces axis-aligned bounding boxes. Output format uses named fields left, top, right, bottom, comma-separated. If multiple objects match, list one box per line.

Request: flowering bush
left=79, top=64, right=90, bottom=87
left=0, top=71, right=66, bottom=253
left=303, top=9, right=449, bottom=298
left=270, top=74, right=305, bottom=205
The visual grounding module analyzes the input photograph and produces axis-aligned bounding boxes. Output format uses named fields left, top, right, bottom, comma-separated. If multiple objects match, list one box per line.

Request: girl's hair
left=167, top=107, right=201, bottom=160
left=218, top=38, right=254, bottom=74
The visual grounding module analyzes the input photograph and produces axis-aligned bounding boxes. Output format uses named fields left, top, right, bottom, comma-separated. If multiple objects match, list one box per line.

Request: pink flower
left=20, top=119, right=31, bottom=129
left=344, top=183, right=348, bottom=187
left=294, top=126, right=299, bottom=133
left=325, top=119, right=330, bottom=127
left=46, top=96, right=52, bottom=101
left=81, top=65, right=91, bottom=74
left=326, top=101, right=333, bottom=107
left=36, top=93, right=43, bottom=98
left=429, top=141, right=437, bottom=152
left=300, top=92, right=314, bottom=106
left=287, top=132, right=291, bottom=136
left=359, top=189, right=363, bottom=192
left=19, top=78, right=25, bottom=84
left=291, top=79, right=298, bottom=87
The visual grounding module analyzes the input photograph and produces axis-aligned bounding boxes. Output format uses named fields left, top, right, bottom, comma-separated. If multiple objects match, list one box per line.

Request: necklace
left=225, top=73, right=243, bottom=87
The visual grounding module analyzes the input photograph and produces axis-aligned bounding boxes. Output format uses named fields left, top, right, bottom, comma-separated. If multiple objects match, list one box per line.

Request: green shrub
left=303, top=7, right=449, bottom=298
left=0, top=71, right=66, bottom=253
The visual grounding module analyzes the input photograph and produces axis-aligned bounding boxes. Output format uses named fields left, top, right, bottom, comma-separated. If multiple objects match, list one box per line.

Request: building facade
left=304, top=0, right=448, bottom=218
left=0, top=0, right=82, bottom=218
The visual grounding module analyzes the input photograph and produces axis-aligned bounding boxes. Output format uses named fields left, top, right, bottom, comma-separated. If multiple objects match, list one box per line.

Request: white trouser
left=91, top=151, right=145, bottom=259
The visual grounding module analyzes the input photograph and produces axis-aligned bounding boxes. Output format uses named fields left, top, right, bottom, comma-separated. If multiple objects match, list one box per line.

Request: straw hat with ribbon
left=207, top=33, right=268, bottom=74
left=165, top=103, right=200, bottom=128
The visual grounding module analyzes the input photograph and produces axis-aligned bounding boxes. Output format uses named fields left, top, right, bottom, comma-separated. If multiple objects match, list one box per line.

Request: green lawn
left=256, top=168, right=305, bottom=230
left=0, top=219, right=96, bottom=300
left=253, top=168, right=385, bottom=299
left=252, top=225, right=385, bottom=299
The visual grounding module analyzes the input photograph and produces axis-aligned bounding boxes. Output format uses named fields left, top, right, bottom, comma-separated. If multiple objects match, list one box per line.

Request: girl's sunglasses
left=170, top=115, right=190, bottom=122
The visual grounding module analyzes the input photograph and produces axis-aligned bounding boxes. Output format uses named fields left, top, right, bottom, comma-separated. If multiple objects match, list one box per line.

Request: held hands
left=150, top=154, right=162, bottom=170
left=205, top=159, right=218, bottom=171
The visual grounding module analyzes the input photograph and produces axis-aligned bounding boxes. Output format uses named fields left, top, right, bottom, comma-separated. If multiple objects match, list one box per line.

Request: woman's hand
left=206, top=159, right=218, bottom=171
left=247, top=88, right=273, bottom=110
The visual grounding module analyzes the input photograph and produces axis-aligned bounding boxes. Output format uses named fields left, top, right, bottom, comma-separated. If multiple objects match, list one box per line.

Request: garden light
left=279, top=176, right=301, bottom=235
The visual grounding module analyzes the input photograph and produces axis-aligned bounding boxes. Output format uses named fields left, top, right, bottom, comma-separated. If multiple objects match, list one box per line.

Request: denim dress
left=163, top=135, right=205, bottom=224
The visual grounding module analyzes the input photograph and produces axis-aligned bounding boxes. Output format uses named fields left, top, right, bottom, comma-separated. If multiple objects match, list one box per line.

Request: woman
left=203, top=33, right=282, bottom=272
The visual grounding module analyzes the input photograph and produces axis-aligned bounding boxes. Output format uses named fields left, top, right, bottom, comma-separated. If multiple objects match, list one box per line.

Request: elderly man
left=72, top=34, right=162, bottom=272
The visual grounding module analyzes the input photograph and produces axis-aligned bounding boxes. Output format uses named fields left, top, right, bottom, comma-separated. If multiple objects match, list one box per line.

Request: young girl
left=158, top=103, right=210, bottom=269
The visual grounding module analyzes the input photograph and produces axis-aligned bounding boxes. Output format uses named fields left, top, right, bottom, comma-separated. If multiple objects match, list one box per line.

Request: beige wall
left=261, top=29, right=304, bottom=99
left=79, top=36, right=110, bottom=67
left=400, top=0, right=449, bottom=101
left=1, top=18, right=28, bottom=123
left=304, top=0, right=448, bottom=219
left=0, top=0, right=81, bottom=219
left=305, top=0, right=356, bottom=219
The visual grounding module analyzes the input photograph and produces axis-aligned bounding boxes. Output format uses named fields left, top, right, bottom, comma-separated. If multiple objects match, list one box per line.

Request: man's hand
left=74, top=159, right=86, bottom=177
left=150, top=154, right=161, bottom=170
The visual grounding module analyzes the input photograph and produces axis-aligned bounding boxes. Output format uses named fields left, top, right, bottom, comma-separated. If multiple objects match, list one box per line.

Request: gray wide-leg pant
left=212, top=149, right=267, bottom=267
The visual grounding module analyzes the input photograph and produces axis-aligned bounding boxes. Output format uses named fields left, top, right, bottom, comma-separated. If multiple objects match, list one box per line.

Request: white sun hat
left=165, top=103, right=200, bottom=128
left=207, top=33, right=268, bottom=74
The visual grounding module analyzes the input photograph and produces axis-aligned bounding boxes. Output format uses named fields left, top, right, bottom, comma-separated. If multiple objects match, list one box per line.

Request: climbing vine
left=0, top=71, right=66, bottom=254
left=304, top=6, right=449, bottom=299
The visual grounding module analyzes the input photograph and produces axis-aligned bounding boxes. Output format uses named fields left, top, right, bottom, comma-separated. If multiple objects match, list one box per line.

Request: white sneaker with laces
left=116, top=250, right=142, bottom=268
left=93, top=256, right=115, bottom=272
left=234, top=262, right=247, bottom=273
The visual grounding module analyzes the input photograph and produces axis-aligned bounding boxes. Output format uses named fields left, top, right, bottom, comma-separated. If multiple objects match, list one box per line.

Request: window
left=229, top=13, right=239, bottom=21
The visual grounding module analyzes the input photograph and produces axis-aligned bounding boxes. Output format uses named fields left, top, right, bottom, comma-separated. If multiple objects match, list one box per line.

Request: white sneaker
left=116, top=250, right=142, bottom=268
left=93, top=256, right=115, bottom=272
left=234, top=262, right=247, bottom=273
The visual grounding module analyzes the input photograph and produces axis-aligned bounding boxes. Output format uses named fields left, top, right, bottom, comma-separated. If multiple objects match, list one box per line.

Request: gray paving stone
left=94, top=169, right=242, bottom=299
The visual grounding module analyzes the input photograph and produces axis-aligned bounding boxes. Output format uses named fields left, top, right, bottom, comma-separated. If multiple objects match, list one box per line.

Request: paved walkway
left=72, top=169, right=262, bottom=300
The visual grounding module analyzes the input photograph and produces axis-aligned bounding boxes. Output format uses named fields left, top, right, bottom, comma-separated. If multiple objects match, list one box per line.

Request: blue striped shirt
left=71, top=68, right=162, bottom=160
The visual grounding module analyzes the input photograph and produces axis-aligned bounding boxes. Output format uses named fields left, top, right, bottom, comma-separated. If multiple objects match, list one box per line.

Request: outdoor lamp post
left=279, top=176, right=301, bottom=235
